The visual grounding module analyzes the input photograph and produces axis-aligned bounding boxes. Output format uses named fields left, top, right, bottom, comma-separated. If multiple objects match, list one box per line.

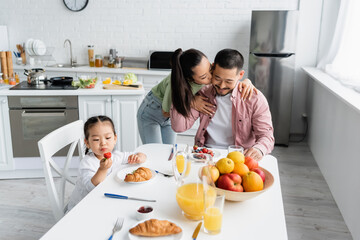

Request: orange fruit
left=227, top=151, right=245, bottom=164
left=232, top=163, right=249, bottom=177
left=216, top=158, right=234, bottom=174
left=242, top=171, right=264, bottom=192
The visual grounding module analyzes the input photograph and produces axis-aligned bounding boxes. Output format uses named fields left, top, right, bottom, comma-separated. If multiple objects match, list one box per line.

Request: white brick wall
left=0, top=0, right=298, bottom=69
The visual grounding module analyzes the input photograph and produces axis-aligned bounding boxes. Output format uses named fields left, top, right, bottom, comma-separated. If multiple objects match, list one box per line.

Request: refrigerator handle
left=251, top=52, right=295, bottom=58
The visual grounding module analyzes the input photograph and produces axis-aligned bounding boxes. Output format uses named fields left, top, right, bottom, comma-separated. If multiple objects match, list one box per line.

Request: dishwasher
left=8, top=96, right=79, bottom=157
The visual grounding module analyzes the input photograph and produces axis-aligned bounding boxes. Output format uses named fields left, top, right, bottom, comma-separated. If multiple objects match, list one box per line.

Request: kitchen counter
left=13, top=64, right=170, bottom=76
left=0, top=81, right=145, bottom=96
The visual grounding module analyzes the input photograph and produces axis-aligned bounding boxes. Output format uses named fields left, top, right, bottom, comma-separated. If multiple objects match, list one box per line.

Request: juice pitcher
left=173, top=151, right=217, bottom=221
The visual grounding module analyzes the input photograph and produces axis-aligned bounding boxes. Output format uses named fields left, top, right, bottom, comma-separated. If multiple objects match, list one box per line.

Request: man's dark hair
left=214, top=49, right=244, bottom=73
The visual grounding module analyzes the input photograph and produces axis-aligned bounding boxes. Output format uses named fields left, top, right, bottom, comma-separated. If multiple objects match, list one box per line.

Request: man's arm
left=170, top=105, right=200, bottom=133
left=251, top=94, right=275, bottom=156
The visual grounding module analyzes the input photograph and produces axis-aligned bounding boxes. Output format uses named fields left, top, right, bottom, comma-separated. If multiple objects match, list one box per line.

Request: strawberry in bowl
left=192, top=145, right=214, bottom=157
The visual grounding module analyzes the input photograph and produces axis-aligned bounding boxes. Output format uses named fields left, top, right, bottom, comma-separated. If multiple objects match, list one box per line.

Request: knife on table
left=192, top=222, right=202, bottom=240
left=168, top=144, right=177, bottom=161
left=104, top=193, right=156, bottom=202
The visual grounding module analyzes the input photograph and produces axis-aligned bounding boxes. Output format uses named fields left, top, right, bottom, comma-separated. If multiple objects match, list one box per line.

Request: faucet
left=64, top=39, right=76, bottom=67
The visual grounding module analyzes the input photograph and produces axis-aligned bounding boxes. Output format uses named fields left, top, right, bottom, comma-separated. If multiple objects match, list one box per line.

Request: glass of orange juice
left=204, top=194, right=225, bottom=234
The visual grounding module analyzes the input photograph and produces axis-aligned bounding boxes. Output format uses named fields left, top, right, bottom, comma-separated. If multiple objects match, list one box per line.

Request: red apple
left=244, top=156, right=258, bottom=170
left=252, top=168, right=265, bottom=182
left=217, top=173, right=243, bottom=192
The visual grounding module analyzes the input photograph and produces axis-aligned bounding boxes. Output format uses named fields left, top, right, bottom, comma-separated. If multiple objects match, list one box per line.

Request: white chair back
left=38, top=120, right=84, bottom=221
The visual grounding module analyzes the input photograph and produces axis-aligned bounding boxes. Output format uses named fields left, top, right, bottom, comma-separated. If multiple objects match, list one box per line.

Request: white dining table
left=40, top=144, right=288, bottom=240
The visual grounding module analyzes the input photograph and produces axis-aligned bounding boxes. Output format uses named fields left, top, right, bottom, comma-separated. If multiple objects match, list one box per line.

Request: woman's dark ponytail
left=171, top=48, right=206, bottom=117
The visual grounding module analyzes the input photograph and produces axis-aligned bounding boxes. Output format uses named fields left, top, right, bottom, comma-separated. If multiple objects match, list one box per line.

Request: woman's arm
left=191, top=95, right=215, bottom=116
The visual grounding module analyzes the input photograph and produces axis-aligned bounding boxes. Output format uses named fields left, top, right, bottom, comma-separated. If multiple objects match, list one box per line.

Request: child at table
left=67, top=115, right=147, bottom=212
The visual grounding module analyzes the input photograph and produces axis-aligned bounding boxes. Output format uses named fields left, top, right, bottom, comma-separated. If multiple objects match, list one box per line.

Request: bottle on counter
left=95, top=55, right=103, bottom=67
left=88, top=45, right=95, bottom=67
left=0, top=73, right=3, bottom=84
left=9, top=76, right=16, bottom=85
left=15, top=72, right=20, bottom=83
left=3, top=74, right=9, bottom=84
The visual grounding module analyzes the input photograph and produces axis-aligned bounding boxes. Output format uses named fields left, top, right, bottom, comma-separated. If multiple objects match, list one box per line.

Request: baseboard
left=0, top=168, right=78, bottom=179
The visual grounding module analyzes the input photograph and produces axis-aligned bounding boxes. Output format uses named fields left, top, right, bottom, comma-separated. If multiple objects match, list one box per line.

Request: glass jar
left=88, top=45, right=95, bottom=67
left=115, top=57, right=123, bottom=68
left=9, top=77, right=16, bottom=85
left=95, top=55, right=103, bottom=67
left=103, top=56, right=109, bottom=67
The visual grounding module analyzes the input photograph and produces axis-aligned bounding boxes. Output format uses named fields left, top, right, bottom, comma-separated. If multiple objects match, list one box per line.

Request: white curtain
left=317, top=0, right=360, bottom=92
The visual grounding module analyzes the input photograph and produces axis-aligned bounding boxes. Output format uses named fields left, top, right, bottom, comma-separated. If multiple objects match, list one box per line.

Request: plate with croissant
left=116, top=166, right=156, bottom=184
left=128, top=219, right=183, bottom=240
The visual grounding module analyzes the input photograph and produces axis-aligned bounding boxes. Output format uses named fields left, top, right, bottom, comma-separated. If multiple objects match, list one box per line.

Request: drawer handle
left=22, top=111, right=66, bottom=117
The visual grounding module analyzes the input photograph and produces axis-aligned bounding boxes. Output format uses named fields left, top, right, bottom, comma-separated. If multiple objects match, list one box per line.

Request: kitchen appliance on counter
left=8, top=96, right=79, bottom=157
left=248, top=10, right=298, bottom=146
left=148, top=51, right=174, bottom=70
left=24, top=68, right=46, bottom=85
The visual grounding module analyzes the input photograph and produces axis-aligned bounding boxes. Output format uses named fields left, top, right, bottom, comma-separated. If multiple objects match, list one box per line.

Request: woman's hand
left=191, top=95, right=215, bottom=116
left=162, top=109, right=170, bottom=118
left=128, top=152, right=147, bottom=164
left=238, top=78, right=258, bottom=100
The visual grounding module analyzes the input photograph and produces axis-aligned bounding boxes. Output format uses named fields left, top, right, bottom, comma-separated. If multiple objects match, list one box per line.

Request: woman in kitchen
left=137, top=48, right=257, bottom=144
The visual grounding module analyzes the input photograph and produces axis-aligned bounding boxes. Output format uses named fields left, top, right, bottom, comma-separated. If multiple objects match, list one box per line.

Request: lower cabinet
left=78, top=95, right=142, bottom=152
left=0, top=96, right=14, bottom=170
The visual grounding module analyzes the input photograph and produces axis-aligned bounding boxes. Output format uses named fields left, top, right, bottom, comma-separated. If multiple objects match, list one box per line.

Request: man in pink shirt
left=170, top=49, right=274, bottom=161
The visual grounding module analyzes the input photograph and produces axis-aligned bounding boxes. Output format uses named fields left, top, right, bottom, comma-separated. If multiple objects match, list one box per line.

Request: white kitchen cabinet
left=78, top=95, right=141, bottom=152
left=0, top=96, right=14, bottom=170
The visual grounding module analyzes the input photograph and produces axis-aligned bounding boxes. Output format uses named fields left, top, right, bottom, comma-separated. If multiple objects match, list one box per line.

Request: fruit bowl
left=215, top=167, right=274, bottom=201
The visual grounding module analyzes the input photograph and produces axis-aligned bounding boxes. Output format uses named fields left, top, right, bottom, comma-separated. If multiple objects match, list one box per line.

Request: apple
left=244, top=156, right=258, bottom=170
left=217, top=173, right=243, bottom=192
left=201, top=165, right=220, bottom=183
left=252, top=168, right=265, bottom=182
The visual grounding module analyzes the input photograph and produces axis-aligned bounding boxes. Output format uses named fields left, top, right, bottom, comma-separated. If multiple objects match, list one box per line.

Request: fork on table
left=108, top=217, right=124, bottom=240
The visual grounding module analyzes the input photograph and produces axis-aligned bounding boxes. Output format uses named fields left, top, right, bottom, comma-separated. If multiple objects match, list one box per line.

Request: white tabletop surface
left=40, top=144, right=287, bottom=240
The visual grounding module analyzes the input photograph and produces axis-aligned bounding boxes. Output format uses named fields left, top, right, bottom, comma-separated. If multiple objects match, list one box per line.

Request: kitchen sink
left=48, top=63, right=88, bottom=68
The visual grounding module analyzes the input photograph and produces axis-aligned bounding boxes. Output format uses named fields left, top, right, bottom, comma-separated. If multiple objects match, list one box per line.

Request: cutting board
left=103, top=84, right=143, bottom=90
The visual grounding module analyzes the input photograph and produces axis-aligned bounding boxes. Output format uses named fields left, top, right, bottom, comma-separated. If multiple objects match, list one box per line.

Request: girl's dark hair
left=171, top=48, right=207, bottom=117
left=84, top=115, right=116, bottom=155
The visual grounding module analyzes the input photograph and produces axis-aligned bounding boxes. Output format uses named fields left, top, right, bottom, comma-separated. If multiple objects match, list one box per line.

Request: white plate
left=192, top=148, right=221, bottom=160
left=128, top=220, right=183, bottom=240
left=25, top=38, right=34, bottom=55
left=116, top=166, right=156, bottom=184
left=33, top=39, right=46, bottom=56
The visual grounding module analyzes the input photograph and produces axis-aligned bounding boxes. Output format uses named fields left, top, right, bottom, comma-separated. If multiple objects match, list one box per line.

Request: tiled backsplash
left=0, top=0, right=298, bottom=70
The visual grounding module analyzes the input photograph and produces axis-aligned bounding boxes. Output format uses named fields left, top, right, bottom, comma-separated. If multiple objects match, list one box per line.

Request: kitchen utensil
left=104, top=193, right=156, bottom=202
left=168, top=144, right=177, bottom=161
left=154, top=170, right=173, bottom=177
left=102, top=84, right=142, bottom=90
left=108, top=217, right=124, bottom=240
left=192, top=222, right=202, bottom=240
left=43, top=76, right=73, bottom=86
left=173, top=151, right=215, bottom=220
left=24, top=68, right=46, bottom=85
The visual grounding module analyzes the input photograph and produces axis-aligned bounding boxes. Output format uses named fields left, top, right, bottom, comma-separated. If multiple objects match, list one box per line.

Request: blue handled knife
left=104, top=193, right=156, bottom=202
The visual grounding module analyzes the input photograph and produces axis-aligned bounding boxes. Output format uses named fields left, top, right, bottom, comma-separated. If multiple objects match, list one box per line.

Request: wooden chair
left=38, top=120, right=84, bottom=221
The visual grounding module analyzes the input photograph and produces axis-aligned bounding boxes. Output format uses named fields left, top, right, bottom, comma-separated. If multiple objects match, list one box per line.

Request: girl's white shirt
left=67, top=150, right=132, bottom=212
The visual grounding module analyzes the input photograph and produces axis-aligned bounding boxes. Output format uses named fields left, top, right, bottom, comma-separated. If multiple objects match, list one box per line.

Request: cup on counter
left=29, top=57, right=35, bottom=66
left=204, top=194, right=225, bottom=235
left=228, top=145, right=244, bottom=154
left=16, top=57, right=23, bottom=65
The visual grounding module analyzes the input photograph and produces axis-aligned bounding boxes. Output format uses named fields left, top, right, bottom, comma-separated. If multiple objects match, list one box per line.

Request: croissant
left=124, top=167, right=152, bottom=182
left=129, top=219, right=182, bottom=237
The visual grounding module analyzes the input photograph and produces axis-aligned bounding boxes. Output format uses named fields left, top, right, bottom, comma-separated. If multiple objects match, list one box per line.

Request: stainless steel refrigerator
left=248, top=10, right=298, bottom=146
